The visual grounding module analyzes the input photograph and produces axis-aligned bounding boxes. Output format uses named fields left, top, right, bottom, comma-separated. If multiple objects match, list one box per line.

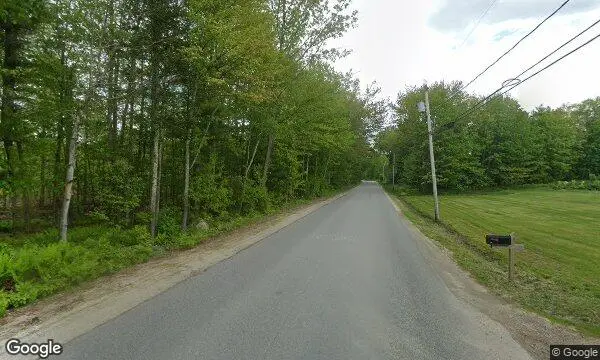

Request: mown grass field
left=389, top=187, right=600, bottom=336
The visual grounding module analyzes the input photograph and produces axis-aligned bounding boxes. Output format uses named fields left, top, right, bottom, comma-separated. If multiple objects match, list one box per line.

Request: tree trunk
left=150, top=128, right=160, bottom=237
left=106, top=0, right=118, bottom=156
left=1, top=23, right=19, bottom=232
left=246, top=137, right=261, bottom=180
left=148, top=1, right=161, bottom=237
left=157, top=138, right=163, bottom=216
left=40, top=154, right=47, bottom=207
left=169, top=138, right=175, bottom=205
left=59, top=115, right=80, bottom=242
left=17, top=142, right=31, bottom=231
left=239, top=136, right=261, bottom=211
left=3, top=143, right=16, bottom=230
left=121, top=66, right=135, bottom=150
left=182, top=130, right=190, bottom=231
left=262, top=134, right=274, bottom=187
left=53, top=44, right=67, bottom=222
left=82, top=145, right=88, bottom=209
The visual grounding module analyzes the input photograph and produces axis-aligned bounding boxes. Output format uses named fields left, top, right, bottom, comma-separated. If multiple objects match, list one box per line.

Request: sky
left=332, top=0, right=600, bottom=111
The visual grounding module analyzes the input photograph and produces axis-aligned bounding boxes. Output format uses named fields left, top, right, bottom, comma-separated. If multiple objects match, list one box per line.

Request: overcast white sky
left=333, top=0, right=600, bottom=111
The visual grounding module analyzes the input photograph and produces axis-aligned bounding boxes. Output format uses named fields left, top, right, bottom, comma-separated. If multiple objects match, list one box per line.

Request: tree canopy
left=376, top=82, right=600, bottom=193
left=0, top=0, right=384, bottom=238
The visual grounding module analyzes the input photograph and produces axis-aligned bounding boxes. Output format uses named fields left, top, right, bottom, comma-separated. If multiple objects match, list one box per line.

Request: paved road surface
left=58, top=183, right=531, bottom=360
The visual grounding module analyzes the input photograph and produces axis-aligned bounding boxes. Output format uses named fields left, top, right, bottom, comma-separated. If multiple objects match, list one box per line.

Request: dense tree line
left=377, top=82, right=600, bottom=192
left=0, top=0, right=386, bottom=239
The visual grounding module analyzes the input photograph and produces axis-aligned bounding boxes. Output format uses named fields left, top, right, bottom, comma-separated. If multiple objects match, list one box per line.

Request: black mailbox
left=486, top=234, right=512, bottom=247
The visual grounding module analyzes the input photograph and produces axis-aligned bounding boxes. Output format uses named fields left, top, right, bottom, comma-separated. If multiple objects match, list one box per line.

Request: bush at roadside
left=0, top=205, right=294, bottom=318
left=552, top=178, right=600, bottom=191
left=0, top=226, right=156, bottom=317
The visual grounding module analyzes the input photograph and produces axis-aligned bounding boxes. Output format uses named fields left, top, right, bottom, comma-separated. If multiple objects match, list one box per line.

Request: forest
left=377, top=82, right=600, bottom=192
left=0, top=0, right=387, bottom=238
left=0, top=0, right=388, bottom=313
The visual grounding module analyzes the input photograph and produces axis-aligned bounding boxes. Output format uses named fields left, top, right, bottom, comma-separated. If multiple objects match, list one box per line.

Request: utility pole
left=419, top=85, right=440, bottom=221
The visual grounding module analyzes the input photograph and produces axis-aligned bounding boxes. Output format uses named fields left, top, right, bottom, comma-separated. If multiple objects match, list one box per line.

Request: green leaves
left=382, top=82, right=597, bottom=193
left=0, top=0, right=47, bottom=27
left=0, top=0, right=378, bottom=235
left=269, top=0, right=357, bottom=63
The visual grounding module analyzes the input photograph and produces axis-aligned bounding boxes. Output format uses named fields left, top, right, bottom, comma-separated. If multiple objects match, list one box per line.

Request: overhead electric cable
left=457, top=0, right=500, bottom=49
left=449, top=0, right=572, bottom=99
left=500, top=31, right=600, bottom=96
left=444, top=27, right=600, bottom=127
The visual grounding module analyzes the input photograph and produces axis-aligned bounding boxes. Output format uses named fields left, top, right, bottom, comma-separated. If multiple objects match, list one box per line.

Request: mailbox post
left=485, top=233, right=524, bottom=281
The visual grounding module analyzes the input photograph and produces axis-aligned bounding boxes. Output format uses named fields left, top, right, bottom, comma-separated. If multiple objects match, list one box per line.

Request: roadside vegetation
left=0, top=190, right=349, bottom=318
left=377, top=84, right=600, bottom=192
left=387, top=187, right=600, bottom=336
left=376, top=81, right=600, bottom=336
left=0, top=0, right=385, bottom=316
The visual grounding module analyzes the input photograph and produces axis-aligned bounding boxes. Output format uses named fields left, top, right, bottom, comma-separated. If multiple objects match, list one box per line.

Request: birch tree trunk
left=59, top=115, right=80, bottom=242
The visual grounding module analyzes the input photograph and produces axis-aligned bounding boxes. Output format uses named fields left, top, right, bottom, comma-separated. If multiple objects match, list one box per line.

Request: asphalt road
left=57, top=183, right=531, bottom=360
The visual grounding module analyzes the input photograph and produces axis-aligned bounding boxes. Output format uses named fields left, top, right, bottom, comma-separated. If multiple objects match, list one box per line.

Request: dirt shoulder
left=0, top=191, right=348, bottom=352
left=385, top=193, right=599, bottom=360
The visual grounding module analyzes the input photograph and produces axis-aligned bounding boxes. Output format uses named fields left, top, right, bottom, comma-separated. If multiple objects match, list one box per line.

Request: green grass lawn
left=391, top=188, right=600, bottom=336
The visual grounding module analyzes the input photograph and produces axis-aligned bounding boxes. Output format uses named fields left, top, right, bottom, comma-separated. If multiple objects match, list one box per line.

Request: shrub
left=151, top=234, right=173, bottom=249
left=0, top=252, right=16, bottom=297
left=89, top=236, right=152, bottom=274
left=157, top=208, right=181, bottom=238
left=0, top=220, right=12, bottom=233
left=117, top=243, right=154, bottom=265
left=97, top=159, right=144, bottom=225
left=172, top=233, right=199, bottom=249
left=8, top=282, right=41, bottom=308
left=25, top=243, right=99, bottom=289
left=191, top=154, right=233, bottom=218
left=134, top=211, right=152, bottom=225
left=0, top=292, right=8, bottom=317
left=552, top=179, right=600, bottom=191
left=239, top=181, right=269, bottom=214
left=85, top=211, right=110, bottom=223
left=107, top=226, right=151, bottom=247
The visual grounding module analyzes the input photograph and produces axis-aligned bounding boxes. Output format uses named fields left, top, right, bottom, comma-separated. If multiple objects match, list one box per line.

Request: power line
left=501, top=31, right=600, bottom=96
left=450, top=0, right=572, bottom=98
left=502, top=18, right=600, bottom=90
left=447, top=29, right=600, bottom=126
left=457, top=0, right=499, bottom=49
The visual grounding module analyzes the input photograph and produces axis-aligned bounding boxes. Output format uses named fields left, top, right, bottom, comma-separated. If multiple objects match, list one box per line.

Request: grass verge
left=386, top=186, right=600, bottom=337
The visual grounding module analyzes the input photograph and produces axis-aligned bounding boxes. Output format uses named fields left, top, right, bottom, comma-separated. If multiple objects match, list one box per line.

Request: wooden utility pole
left=424, top=85, right=440, bottom=221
